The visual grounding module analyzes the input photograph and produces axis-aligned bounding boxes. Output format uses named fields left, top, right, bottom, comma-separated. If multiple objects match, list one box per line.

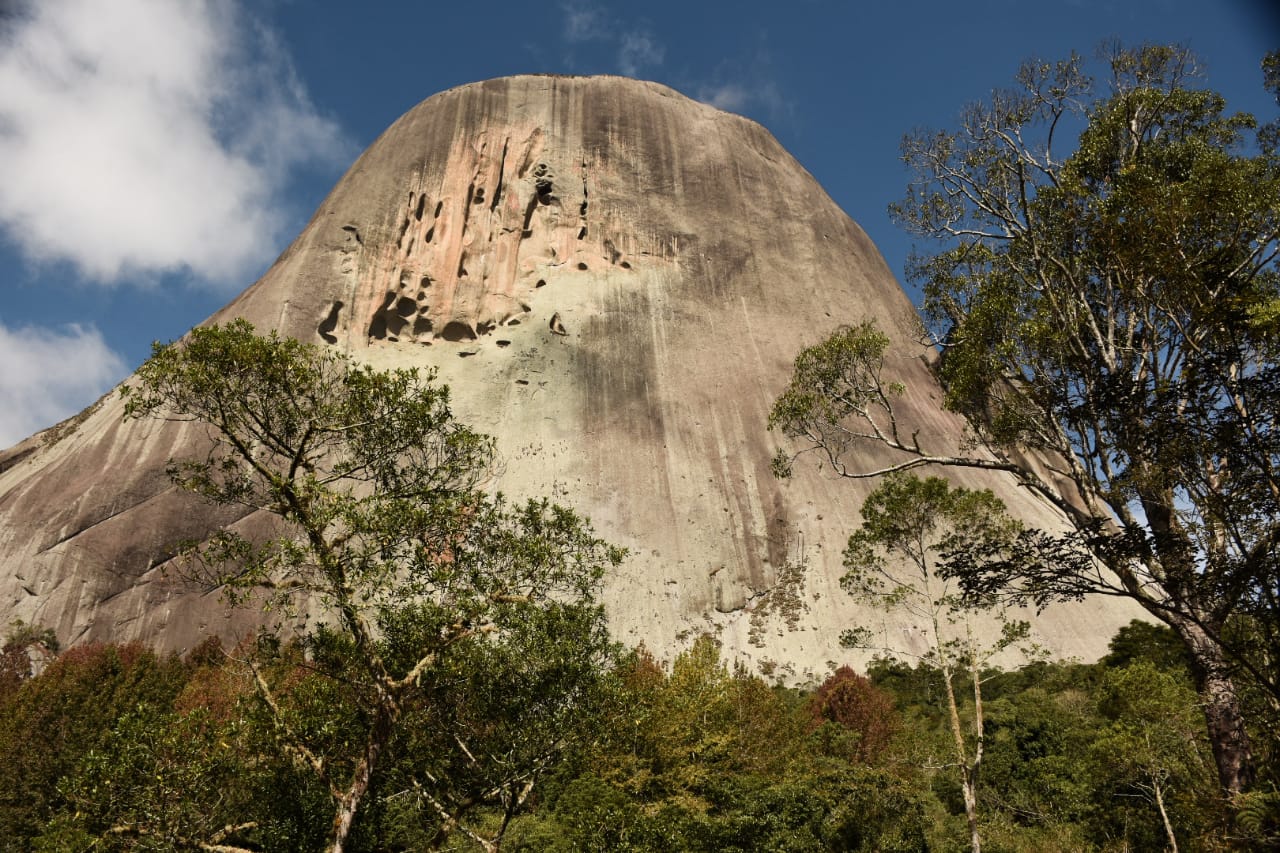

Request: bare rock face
left=0, top=76, right=1143, bottom=680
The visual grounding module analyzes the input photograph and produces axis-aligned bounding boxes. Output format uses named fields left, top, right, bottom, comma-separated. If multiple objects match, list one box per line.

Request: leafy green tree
left=977, top=681, right=1097, bottom=847
left=839, top=473, right=1027, bottom=853
left=0, top=644, right=190, bottom=846
left=771, top=44, right=1280, bottom=796
left=509, top=640, right=928, bottom=852
left=1099, top=620, right=1194, bottom=675
left=1087, top=662, right=1218, bottom=852
left=39, top=705, right=279, bottom=852
left=122, top=321, right=623, bottom=853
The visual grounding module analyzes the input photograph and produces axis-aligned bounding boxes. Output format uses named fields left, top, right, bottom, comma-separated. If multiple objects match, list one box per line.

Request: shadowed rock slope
left=0, top=76, right=1143, bottom=680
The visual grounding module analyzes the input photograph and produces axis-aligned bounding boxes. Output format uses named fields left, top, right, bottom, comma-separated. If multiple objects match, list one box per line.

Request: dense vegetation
left=3, top=620, right=1274, bottom=850
left=771, top=42, right=1280, bottom=834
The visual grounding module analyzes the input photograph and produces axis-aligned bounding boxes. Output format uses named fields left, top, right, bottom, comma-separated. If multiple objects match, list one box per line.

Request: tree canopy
left=771, top=45, right=1279, bottom=798
left=122, top=321, right=623, bottom=852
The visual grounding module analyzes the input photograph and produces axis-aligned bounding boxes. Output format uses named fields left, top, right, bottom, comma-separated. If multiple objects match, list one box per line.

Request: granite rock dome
left=0, top=76, right=1142, bottom=680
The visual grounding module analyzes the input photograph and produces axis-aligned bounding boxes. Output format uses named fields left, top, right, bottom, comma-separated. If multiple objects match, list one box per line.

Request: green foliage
left=842, top=474, right=1039, bottom=853
left=1085, top=662, right=1221, bottom=850
left=0, top=644, right=190, bottom=846
left=768, top=322, right=903, bottom=479
left=38, top=704, right=294, bottom=852
left=841, top=473, right=1027, bottom=667
left=773, top=41, right=1280, bottom=796
left=121, top=321, right=623, bottom=850
left=508, top=640, right=928, bottom=852
left=1100, top=619, right=1194, bottom=675
left=0, top=625, right=1248, bottom=851
left=903, top=43, right=1279, bottom=797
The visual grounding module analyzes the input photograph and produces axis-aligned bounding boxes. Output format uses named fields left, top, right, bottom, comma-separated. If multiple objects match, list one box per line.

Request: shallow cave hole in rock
left=515, top=379, right=529, bottom=385
left=412, top=316, right=433, bottom=339
left=424, top=226, right=435, bottom=243
left=415, top=194, right=426, bottom=221
left=496, top=339, right=511, bottom=347
left=385, top=315, right=408, bottom=340
left=606, top=241, right=623, bottom=265
left=532, top=164, right=554, bottom=200
left=396, top=297, right=417, bottom=317
left=578, top=227, right=587, bottom=240
left=476, top=321, right=495, bottom=336
left=367, top=292, right=399, bottom=340
left=535, top=279, right=546, bottom=288
left=434, top=201, right=443, bottom=218
left=439, top=321, right=477, bottom=342
left=577, top=262, right=588, bottom=271
left=473, top=187, right=485, bottom=205
left=317, top=300, right=344, bottom=344
left=621, top=261, right=631, bottom=269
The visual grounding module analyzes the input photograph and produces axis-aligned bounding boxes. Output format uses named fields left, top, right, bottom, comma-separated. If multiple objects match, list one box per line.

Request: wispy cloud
left=0, top=0, right=350, bottom=288
left=693, top=41, right=788, bottom=122
left=618, top=32, right=665, bottom=78
left=697, top=79, right=785, bottom=117
left=0, top=321, right=126, bottom=447
left=700, top=83, right=753, bottom=112
left=558, top=3, right=664, bottom=78
left=563, top=3, right=606, bottom=43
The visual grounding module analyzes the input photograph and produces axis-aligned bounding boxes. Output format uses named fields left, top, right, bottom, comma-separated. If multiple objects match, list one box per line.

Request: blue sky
left=0, top=0, right=1275, bottom=447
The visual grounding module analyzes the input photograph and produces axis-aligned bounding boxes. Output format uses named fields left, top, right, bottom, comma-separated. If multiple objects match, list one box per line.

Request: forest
left=2, top=617, right=1274, bottom=851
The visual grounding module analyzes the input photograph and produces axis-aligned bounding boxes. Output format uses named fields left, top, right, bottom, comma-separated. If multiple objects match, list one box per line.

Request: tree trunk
left=327, top=701, right=398, bottom=853
left=941, top=665, right=981, bottom=853
left=1171, top=618, right=1255, bottom=795
left=1153, top=777, right=1178, bottom=853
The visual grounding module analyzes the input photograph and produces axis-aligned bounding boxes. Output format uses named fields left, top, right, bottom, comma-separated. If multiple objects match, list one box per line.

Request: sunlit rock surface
left=0, top=76, right=1143, bottom=680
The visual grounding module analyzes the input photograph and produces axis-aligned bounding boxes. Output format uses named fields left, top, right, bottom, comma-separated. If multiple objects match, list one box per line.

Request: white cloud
left=558, top=3, right=664, bottom=78
left=618, top=32, right=664, bottom=78
left=695, top=58, right=787, bottom=120
left=0, top=321, right=126, bottom=448
left=700, top=84, right=752, bottom=112
left=563, top=3, right=605, bottom=42
left=0, top=0, right=349, bottom=288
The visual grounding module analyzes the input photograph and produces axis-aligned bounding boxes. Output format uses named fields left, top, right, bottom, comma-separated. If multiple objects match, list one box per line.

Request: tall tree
left=840, top=473, right=1027, bottom=853
left=770, top=45, right=1280, bottom=796
left=123, top=321, right=623, bottom=853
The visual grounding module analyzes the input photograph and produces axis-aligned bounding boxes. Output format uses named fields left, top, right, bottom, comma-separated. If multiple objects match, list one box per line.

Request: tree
left=122, top=321, right=623, bottom=853
left=1087, top=662, right=1217, bottom=852
left=770, top=44, right=1280, bottom=797
left=0, top=643, right=191, bottom=844
left=808, top=665, right=898, bottom=765
left=839, top=473, right=1028, bottom=853
left=507, top=639, right=928, bottom=852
